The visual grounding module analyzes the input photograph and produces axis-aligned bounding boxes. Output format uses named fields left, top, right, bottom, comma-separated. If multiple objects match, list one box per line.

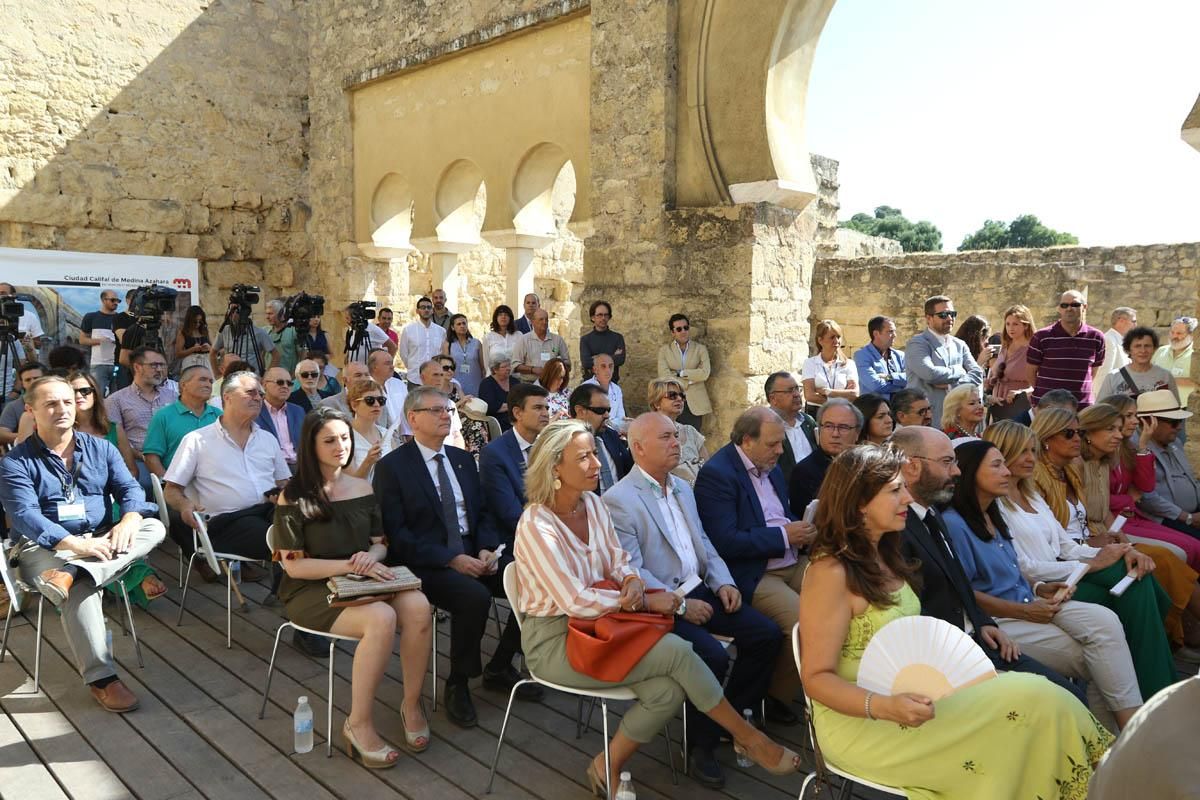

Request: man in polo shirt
left=513, top=309, right=570, bottom=381
left=263, top=299, right=299, bottom=375
left=106, top=347, right=178, bottom=492
left=1026, top=290, right=1107, bottom=406
left=163, top=371, right=290, bottom=568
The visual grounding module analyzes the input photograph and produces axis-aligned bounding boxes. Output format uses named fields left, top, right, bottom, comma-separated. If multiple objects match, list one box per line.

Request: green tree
left=959, top=214, right=1079, bottom=251
left=840, top=206, right=942, bottom=252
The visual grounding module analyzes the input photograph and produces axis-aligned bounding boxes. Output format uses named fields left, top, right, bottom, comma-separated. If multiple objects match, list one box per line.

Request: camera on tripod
left=282, top=291, right=325, bottom=332
left=130, top=284, right=179, bottom=329
left=347, top=300, right=376, bottom=329
left=228, top=283, right=261, bottom=318
left=0, top=294, right=24, bottom=336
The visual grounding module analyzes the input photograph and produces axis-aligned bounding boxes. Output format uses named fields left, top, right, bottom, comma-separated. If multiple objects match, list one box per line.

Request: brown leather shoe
left=90, top=679, right=139, bottom=713
left=35, top=569, right=74, bottom=606
left=195, top=560, right=220, bottom=583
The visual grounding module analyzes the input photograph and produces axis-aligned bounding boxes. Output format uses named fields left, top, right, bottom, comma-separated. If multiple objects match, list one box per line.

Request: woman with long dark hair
left=954, top=314, right=995, bottom=372
left=174, top=305, right=212, bottom=372
left=944, top=439, right=1142, bottom=728
left=801, top=445, right=1112, bottom=795
left=483, top=305, right=521, bottom=377
left=274, top=408, right=431, bottom=766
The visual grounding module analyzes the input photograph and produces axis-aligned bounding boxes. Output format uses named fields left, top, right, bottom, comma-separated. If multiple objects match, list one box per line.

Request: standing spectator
left=582, top=353, right=626, bottom=432
left=1095, top=307, right=1138, bottom=392
left=940, top=384, right=986, bottom=440
left=852, top=315, right=906, bottom=401
left=376, top=307, right=399, bottom=345
left=482, top=305, right=521, bottom=377
left=111, top=288, right=137, bottom=392
left=657, top=313, right=711, bottom=431
left=801, top=319, right=859, bottom=416
left=765, top=371, right=816, bottom=484
left=211, top=304, right=277, bottom=374
left=478, top=351, right=514, bottom=431
left=853, top=393, right=893, bottom=445
left=985, top=304, right=1035, bottom=421
left=0, top=361, right=44, bottom=447
left=289, top=358, right=325, bottom=412
left=264, top=300, right=299, bottom=375
left=789, top=398, right=862, bottom=514
left=515, top=293, right=539, bottom=334
left=257, top=366, right=305, bottom=471
left=1096, top=327, right=1179, bottom=401
left=302, top=315, right=331, bottom=355
left=890, top=387, right=933, bottom=428
left=954, top=314, right=997, bottom=374
left=579, top=300, right=627, bottom=383
left=648, top=377, right=708, bottom=485
left=904, top=295, right=984, bottom=427
left=106, top=347, right=178, bottom=491
left=173, top=305, right=212, bottom=373
left=441, top=313, right=483, bottom=397
left=79, top=289, right=122, bottom=396
left=398, top=297, right=443, bottom=384
left=1153, top=316, right=1196, bottom=400
left=1026, top=289, right=1107, bottom=406
left=430, top=288, right=453, bottom=328
left=539, top=357, right=571, bottom=421
left=513, top=309, right=570, bottom=381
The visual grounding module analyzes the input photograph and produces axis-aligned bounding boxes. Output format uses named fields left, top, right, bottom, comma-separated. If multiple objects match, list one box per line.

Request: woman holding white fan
left=800, top=445, right=1112, bottom=798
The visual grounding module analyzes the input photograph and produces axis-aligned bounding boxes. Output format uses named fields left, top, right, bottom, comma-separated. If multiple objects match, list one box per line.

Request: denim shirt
left=0, top=430, right=156, bottom=548
left=852, top=343, right=907, bottom=400
left=942, top=507, right=1035, bottom=605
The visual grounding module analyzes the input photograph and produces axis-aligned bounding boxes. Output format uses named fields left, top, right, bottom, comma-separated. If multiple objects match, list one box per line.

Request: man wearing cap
left=1135, top=389, right=1200, bottom=539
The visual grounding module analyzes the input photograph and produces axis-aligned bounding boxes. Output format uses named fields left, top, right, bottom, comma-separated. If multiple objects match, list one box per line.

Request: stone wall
left=0, top=0, right=311, bottom=314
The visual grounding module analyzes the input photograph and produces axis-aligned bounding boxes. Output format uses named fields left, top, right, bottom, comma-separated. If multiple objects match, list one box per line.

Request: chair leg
left=0, top=601, right=13, bottom=663
left=799, top=772, right=816, bottom=800
left=260, top=624, right=289, bottom=719
left=430, top=610, right=438, bottom=712
left=601, top=699, right=612, bottom=800
left=326, top=639, right=336, bottom=757
left=664, top=722, right=678, bottom=785
left=34, top=597, right=44, bottom=692
left=225, top=562, right=233, bottom=649
left=682, top=710, right=689, bottom=775
left=575, top=696, right=587, bottom=739
left=485, top=679, right=525, bottom=793
left=118, top=582, right=144, bottom=668
left=836, top=777, right=854, bottom=800
left=177, top=553, right=196, bottom=626
left=577, top=695, right=598, bottom=739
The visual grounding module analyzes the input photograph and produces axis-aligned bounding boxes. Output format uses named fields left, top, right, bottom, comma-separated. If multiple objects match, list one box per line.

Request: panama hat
left=460, top=396, right=490, bottom=422
left=1135, top=389, right=1192, bottom=420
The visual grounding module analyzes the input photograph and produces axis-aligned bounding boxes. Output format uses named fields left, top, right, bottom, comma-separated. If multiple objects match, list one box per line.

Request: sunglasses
left=1158, top=417, right=1184, bottom=427
left=673, top=325, right=690, bottom=332
left=584, top=405, right=611, bottom=416
left=1059, top=302, right=1083, bottom=309
left=1058, top=428, right=1081, bottom=439
left=74, top=386, right=95, bottom=397
left=663, top=391, right=685, bottom=400
left=299, top=371, right=319, bottom=379
left=268, top=379, right=290, bottom=387
left=932, top=311, right=958, bottom=320
left=359, top=396, right=386, bottom=407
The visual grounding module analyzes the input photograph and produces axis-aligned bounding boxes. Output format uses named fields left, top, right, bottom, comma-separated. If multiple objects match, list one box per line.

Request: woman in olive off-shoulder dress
left=799, top=445, right=1113, bottom=800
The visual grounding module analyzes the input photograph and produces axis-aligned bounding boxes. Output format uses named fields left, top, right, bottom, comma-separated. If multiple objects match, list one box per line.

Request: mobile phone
left=344, top=573, right=370, bottom=581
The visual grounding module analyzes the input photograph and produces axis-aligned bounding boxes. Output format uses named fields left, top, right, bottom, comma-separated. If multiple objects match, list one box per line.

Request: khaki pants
left=751, top=557, right=808, bottom=703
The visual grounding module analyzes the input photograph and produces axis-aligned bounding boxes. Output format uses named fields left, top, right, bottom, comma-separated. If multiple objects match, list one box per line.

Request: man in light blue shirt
left=853, top=315, right=906, bottom=401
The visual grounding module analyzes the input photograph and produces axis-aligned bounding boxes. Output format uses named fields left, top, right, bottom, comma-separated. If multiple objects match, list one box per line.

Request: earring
left=553, top=477, right=562, bottom=491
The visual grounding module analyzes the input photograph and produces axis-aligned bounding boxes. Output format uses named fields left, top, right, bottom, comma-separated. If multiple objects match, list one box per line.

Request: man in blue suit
left=479, top=382, right=551, bottom=544
left=375, top=386, right=538, bottom=728
left=606, top=412, right=780, bottom=787
left=256, top=366, right=306, bottom=472
left=694, top=407, right=812, bottom=725
left=567, top=383, right=631, bottom=494
left=904, top=295, right=984, bottom=427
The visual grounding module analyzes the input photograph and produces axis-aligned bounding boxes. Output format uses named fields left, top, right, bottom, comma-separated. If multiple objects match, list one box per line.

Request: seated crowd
left=1, top=286, right=1197, bottom=798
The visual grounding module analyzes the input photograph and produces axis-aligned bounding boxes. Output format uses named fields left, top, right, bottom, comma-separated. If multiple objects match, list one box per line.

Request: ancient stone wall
left=0, top=0, right=311, bottom=314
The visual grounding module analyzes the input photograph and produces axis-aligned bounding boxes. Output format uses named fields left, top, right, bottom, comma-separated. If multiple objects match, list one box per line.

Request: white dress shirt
left=514, top=429, right=536, bottom=464
left=399, top=320, right=444, bottom=383
left=416, top=439, right=468, bottom=535
left=634, top=466, right=701, bottom=580
left=782, top=416, right=813, bottom=463
left=383, top=377, right=412, bottom=436
left=164, top=419, right=290, bottom=517
left=583, top=378, right=626, bottom=430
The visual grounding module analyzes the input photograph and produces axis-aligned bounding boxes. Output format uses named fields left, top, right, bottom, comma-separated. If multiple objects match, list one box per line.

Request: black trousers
left=206, top=503, right=273, bottom=561
left=1159, top=517, right=1200, bottom=541
left=409, top=551, right=522, bottom=683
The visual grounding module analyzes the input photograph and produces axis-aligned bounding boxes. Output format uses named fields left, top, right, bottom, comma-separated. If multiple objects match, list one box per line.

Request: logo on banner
left=172, top=277, right=193, bottom=290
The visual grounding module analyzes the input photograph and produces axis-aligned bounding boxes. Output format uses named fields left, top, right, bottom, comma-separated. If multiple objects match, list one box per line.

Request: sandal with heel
left=585, top=759, right=609, bottom=798
left=399, top=701, right=431, bottom=753
left=342, top=720, right=400, bottom=768
left=733, top=740, right=802, bottom=775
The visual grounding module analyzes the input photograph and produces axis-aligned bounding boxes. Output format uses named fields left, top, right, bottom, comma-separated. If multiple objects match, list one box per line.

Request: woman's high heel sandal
left=585, top=759, right=608, bottom=798
left=733, top=740, right=803, bottom=775
left=342, top=720, right=400, bottom=769
left=400, top=702, right=431, bottom=753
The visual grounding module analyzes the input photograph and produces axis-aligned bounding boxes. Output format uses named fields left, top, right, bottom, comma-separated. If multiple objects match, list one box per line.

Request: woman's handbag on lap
left=326, top=567, right=422, bottom=608
left=566, top=580, right=674, bottom=682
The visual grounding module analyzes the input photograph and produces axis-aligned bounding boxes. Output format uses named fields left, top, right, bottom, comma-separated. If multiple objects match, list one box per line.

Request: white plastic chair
left=0, top=539, right=144, bottom=690
left=176, top=510, right=268, bottom=648
left=257, top=526, right=360, bottom=757
left=484, top=416, right=503, bottom=443
left=148, top=475, right=182, bottom=587
left=792, top=623, right=907, bottom=799
left=486, top=564, right=677, bottom=794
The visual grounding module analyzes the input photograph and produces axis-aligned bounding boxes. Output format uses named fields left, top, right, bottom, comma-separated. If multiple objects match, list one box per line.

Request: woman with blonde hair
left=984, top=304, right=1034, bottom=421
left=647, top=377, right=707, bottom=483
left=940, top=384, right=985, bottom=439
left=513, top=420, right=800, bottom=795
left=984, top=420, right=1176, bottom=699
left=801, top=319, right=858, bottom=417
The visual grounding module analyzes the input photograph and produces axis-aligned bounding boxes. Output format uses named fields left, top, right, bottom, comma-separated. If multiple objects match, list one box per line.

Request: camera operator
left=0, top=282, right=46, bottom=398
left=212, top=288, right=276, bottom=374
left=342, top=301, right=394, bottom=365
left=264, top=299, right=298, bottom=374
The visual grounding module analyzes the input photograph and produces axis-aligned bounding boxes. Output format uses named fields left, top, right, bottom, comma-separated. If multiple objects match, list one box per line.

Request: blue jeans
left=90, top=364, right=115, bottom=397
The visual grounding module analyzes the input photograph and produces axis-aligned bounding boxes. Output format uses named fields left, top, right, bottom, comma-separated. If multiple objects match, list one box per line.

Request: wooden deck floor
left=2, top=543, right=1194, bottom=800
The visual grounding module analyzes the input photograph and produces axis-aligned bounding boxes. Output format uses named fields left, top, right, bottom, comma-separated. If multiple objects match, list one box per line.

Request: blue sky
left=806, top=0, right=1200, bottom=250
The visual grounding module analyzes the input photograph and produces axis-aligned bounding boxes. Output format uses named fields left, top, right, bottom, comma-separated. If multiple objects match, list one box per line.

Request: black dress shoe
left=763, top=697, right=800, bottom=726
left=689, top=747, right=726, bottom=788
left=483, top=663, right=544, bottom=701
left=293, top=630, right=330, bottom=658
left=444, top=682, right=478, bottom=728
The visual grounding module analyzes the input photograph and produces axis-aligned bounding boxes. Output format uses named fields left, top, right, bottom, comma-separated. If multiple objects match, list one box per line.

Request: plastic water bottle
left=293, top=696, right=313, bottom=753
left=105, top=628, right=113, bottom=654
left=229, top=562, right=241, bottom=582
left=614, top=771, right=636, bottom=800
left=736, top=708, right=755, bottom=768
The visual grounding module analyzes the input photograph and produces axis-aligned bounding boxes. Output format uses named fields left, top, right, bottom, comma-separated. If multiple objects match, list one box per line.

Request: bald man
left=1026, top=289, right=1107, bottom=406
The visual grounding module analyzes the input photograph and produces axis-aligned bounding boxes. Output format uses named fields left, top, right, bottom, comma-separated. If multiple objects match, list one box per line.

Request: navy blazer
left=693, top=442, right=797, bottom=598
left=478, top=429, right=527, bottom=541
left=595, top=425, right=633, bottom=480
left=373, top=441, right=498, bottom=567
left=256, top=401, right=305, bottom=446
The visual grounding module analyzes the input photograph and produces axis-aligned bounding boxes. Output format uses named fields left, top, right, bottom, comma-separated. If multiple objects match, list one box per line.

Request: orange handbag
left=566, top=580, right=675, bottom=682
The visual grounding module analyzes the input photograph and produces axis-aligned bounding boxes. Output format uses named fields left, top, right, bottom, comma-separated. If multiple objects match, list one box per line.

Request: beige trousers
left=751, top=557, right=808, bottom=703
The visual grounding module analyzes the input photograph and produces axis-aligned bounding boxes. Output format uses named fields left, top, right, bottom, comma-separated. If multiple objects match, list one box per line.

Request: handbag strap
left=1118, top=367, right=1140, bottom=398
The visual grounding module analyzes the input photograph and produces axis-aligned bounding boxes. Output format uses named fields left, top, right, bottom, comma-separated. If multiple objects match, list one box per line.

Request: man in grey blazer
left=904, top=295, right=984, bottom=427
left=604, top=412, right=782, bottom=788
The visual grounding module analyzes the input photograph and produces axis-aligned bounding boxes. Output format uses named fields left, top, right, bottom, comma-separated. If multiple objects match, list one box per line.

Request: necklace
left=553, top=499, right=585, bottom=518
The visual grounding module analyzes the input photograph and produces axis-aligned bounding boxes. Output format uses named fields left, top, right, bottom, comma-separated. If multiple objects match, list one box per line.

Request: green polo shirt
left=142, top=400, right=223, bottom=467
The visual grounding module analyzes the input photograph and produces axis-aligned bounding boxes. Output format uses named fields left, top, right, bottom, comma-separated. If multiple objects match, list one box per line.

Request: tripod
left=343, top=323, right=370, bottom=365
left=0, top=331, right=22, bottom=401
left=218, top=306, right=266, bottom=373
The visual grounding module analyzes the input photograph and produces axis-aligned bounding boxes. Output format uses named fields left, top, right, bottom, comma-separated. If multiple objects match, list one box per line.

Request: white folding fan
left=857, top=616, right=996, bottom=701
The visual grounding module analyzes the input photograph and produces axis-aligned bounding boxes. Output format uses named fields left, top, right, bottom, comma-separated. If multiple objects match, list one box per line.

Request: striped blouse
left=514, top=491, right=637, bottom=619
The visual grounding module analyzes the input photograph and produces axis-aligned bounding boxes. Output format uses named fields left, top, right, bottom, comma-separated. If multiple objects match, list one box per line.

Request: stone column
left=412, top=239, right=475, bottom=314
left=485, top=231, right=556, bottom=310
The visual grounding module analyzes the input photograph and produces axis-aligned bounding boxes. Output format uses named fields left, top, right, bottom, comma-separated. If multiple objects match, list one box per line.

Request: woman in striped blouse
left=513, top=419, right=800, bottom=796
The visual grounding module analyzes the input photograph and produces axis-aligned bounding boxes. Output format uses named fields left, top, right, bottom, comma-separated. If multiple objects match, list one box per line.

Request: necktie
left=924, top=510, right=957, bottom=562
left=434, top=454, right=464, bottom=555
left=597, top=441, right=615, bottom=494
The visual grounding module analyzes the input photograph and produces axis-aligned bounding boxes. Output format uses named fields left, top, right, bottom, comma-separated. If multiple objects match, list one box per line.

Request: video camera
left=347, top=300, right=376, bottom=328
left=227, top=284, right=261, bottom=323
left=129, top=284, right=179, bottom=328
left=0, top=294, right=24, bottom=337
left=282, top=291, right=325, bottom=332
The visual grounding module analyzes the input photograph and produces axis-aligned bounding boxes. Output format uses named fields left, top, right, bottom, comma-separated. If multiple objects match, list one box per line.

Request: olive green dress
left=272, top=495, right=382, bottom=632
left=812, top=584, right=1115, bottom=800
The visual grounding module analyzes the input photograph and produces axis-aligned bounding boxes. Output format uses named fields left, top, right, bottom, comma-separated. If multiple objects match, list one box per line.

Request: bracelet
left=864, top=691, right=876, bottom=720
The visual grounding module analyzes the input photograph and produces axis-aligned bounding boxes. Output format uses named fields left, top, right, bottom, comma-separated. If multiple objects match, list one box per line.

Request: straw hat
left=1134, top=389, right=1192, bottom=420
left=461, top=396, right=490, bottom=422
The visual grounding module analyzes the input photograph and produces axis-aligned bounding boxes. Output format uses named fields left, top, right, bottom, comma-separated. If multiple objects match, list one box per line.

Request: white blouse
left=350, top=424, right=395, bottom=483
left=801, top=355, right=858, bottom=392
left=999, top=492, right=1099, bottom=583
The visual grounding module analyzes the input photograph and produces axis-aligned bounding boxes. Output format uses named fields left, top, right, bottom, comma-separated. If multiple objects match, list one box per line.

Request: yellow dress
left=811, top=584, right=1114, bottom=799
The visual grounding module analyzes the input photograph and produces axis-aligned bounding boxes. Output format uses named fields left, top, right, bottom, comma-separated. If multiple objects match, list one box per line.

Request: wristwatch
left=675, top=598, right=687, bottom=617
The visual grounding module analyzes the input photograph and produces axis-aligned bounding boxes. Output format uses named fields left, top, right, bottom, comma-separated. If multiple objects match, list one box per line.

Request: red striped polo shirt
left=1027, top=321, right=1106, bottom=405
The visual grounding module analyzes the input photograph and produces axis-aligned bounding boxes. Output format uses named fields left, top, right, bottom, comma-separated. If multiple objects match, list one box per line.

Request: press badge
left=459, top=363, right=470, bottom=374
left=540, top=352, right=552, bottom=362
left=57, top=502, right=86, bottom=521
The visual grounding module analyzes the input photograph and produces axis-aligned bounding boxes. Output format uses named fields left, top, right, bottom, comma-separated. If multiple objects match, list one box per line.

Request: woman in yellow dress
left=799, top=445, right=1113, bottom=799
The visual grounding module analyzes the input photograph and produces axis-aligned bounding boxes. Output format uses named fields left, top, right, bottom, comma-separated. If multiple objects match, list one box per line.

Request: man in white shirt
left=582, top=353, right=626, bottom=430
left=764, top=371, right=816, bottom=484
left=1095, top=306, right=1137, bottom=395
left=368, top=348, right=409, bottom=436
left=398, top=296, right=443, bottom=385
left=513, top=309, right=570, bottom=381
left=604, top=412, right=780, bottom=787
left=163, top=370, right=290, bottom=566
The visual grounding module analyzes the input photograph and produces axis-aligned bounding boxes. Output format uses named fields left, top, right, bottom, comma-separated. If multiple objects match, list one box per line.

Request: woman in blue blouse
left=943, top=439, right=1145, bottom=729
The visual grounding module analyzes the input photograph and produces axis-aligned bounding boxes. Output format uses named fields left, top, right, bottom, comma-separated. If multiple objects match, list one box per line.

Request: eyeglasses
left=911, top=454, right=956, bottom=468
left=144, top=362, right=167, bottom=370
left=1058, top=428, right=1081, bottom=439
left=913, top=406, right=934, bottom=417
left=673, top=325, right=690, bottom=332
left=1059, top=302, right=1083, bottom=309
left=932, top=311, right=958, bottom=320
left=663, top=391, right=685, bottom=400
left=584, top=405, right=612, bottom=416
left=820, top=423, right=859, bottom=434
left=299, top=371, right=319, bottom=379
left=359, top=396, right=386, bottom=407
left=1159, top=417, right=1184, bottom=427
left=413, top=406, right=453, bottom=415
left=441, top=366, right=455, bottom=373
left=74, top=386, right=95, bottom=397
left=768, top=387, right=801, bottom=395
left=269, top=379, right=290, bottom=387
left=417, top=304, right=433, bottom=311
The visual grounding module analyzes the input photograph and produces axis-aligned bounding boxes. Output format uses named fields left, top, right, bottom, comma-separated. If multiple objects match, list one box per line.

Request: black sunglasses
left=1059, top=428, right=1081, bottom=439
left=1059, top=302, right=1083, bottom=309
left=74, top=386, right=95, bottom=397
left=299, top=371, right=319, bottom=379
left=663, top=391, right=685, bottom=400
left=932, top=310, right=958, bottom=320
left=359, top=396, right=386, bottom=407
left=584, top=405, right=611, bottom=416
left=673, top=325, right=689, bottom=332
left=268, top=379, right=290, bottom=387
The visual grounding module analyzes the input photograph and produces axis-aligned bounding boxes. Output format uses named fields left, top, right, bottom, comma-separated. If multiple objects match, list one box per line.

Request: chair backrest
left=502, top=563, right=526, bottom=631
left=485, top=416, right=504, bottom=442
left=791, top=623, right=813, bottom=712
left=149, top=474, right=171, bottom=528
left=0, top=541, right=27, bottom=612
left=191, top=511, right=222, bottom=575
left=264, top=525, right=276, bottom=552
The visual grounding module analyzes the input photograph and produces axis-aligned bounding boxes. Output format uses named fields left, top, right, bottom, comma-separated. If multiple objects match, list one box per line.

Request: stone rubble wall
left=0, top=0, right=311, bottom=316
